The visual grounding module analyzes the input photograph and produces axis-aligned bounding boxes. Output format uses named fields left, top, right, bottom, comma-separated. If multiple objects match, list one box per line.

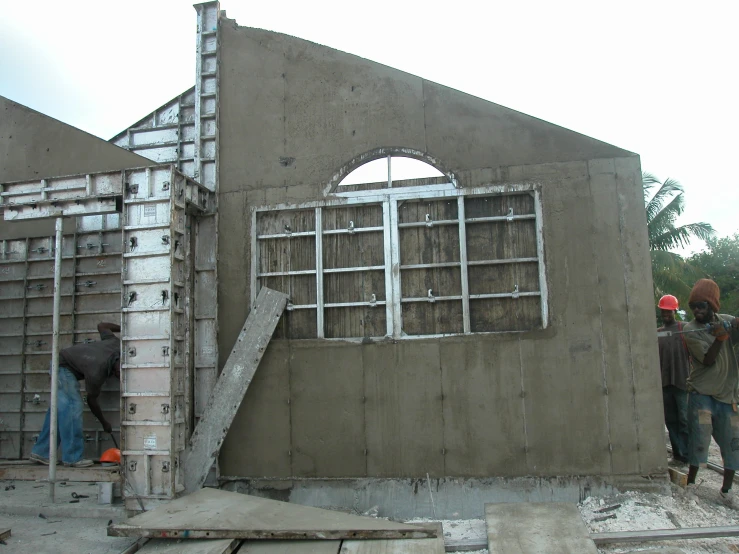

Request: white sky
left=1, top=0, right=736, bottom=254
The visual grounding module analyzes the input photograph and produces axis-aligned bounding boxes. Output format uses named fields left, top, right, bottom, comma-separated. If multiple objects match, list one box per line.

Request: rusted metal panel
left=340, top=523, right=444, bottom=554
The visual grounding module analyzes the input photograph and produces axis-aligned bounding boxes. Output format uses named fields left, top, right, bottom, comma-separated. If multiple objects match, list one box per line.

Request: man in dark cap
left=683, top=279, right=739, bottom=505
left=29, top=322, right=120, bottom=467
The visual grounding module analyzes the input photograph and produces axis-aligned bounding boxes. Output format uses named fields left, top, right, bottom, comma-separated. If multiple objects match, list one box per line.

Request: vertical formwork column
left=193, top=0, right=220, bottom=485
left=48, top=217, right=63, bottom=499
left=120, top=166, right=187, bottom=510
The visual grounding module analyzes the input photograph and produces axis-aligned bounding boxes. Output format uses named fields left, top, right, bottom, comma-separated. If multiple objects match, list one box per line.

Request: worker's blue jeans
left=31, top=365, right=85, bottom=464
left=663, top=385, right=689, bottom=461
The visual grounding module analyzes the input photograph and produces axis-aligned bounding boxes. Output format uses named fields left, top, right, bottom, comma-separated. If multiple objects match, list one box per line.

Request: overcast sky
left=1, top=0, right=736, bottom=254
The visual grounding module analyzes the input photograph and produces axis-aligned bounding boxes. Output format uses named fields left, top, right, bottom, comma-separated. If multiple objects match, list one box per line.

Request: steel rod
left=48, top=217, right=63, bottom=501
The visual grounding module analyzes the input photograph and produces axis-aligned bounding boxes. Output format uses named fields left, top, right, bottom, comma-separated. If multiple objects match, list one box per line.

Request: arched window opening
left=338, top=156, right=446, bottom=190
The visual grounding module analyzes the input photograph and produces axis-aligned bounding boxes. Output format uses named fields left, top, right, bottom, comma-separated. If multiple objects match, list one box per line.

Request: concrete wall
left=216, top=22, right=664, bottom=479
left=0, top=96, right=156, bottom=239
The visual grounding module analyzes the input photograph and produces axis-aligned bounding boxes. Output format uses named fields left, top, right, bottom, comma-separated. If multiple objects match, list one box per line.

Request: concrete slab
left=485, top=502, right=597, bottom=554
left=109, top=488, right=437, bottom=540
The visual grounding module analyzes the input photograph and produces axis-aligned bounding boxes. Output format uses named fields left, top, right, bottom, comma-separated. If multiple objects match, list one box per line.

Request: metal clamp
left=512, top=284, right=520, bottom=299
left=425, top=214, right=433, bottom=227
left=427, top=289, right=435, bottom=303
left=506, top=207, right=514, bottom=222
left=369, top=293, right=377, bottom=308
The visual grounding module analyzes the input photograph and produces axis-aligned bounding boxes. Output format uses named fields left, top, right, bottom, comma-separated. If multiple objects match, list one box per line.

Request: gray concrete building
left=0, top=1, right=665, bottom=517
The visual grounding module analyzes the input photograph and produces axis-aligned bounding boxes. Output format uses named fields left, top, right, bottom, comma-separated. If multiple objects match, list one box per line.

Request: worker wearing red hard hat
left=657, top=294, right=691, bottom=464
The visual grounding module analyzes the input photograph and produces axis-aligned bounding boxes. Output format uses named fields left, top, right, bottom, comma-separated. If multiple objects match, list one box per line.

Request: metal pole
left=48, top=217, right=63, bottom=501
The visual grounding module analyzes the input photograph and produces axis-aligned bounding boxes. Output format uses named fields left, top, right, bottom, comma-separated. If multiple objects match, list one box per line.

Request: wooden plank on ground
left=108, top=488, right=437, bottom=540
left=0, top=463, right=120, bottom=482
left=181, top=287, right=288, bottom=493
left=592, top=525, right=739, bottom=544
left=340, top=523, right=444, bottom=554
left=0, top=528, right=10, bottom=541
left=240, top=541, right=341, bottom=553
left=137, top=538, right=240, bottom=553
left=485, top=503, right=598, bottom=554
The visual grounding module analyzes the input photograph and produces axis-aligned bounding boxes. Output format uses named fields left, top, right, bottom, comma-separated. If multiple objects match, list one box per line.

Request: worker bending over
left=683, top=279, right=739, bottom=505
left=30, top=322, right=121, bottom=468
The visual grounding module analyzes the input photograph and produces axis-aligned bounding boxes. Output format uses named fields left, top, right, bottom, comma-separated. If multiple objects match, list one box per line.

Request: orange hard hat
left=100, top=448, right=121, bottom=464
left=658, top=295, right=679, bottom=311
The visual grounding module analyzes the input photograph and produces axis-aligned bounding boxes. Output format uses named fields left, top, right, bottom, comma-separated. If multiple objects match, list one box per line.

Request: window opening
left=338, top=156, right=446, bottom=189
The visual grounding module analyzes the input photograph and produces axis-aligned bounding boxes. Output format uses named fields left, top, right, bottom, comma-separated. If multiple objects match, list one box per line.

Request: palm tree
left=643, top=172, right=715, bottom=310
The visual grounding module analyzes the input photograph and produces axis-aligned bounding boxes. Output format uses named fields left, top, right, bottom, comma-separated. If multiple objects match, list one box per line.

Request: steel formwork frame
left=250, top=183, right=549, bottom=340
left=109, top=1, right=221, bottom=453
left=0, top=165, right=214, bottom=509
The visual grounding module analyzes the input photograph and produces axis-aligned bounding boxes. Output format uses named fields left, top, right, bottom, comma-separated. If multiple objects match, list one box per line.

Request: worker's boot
left=719, top=489, right=738, bottom=509
left=63, top=458, right=93, bottom=468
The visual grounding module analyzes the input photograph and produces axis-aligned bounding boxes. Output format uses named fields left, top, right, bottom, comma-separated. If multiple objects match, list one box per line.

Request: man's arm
left=97, top=322, right=121, bottom=339
left=87, top=393, right=112, bottom=433
left=702, top=338, right=724, bottom=366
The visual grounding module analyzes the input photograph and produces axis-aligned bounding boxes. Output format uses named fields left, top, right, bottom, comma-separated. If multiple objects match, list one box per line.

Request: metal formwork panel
left=120, top=166, right=195, bottom=510
left=106, top=2, right=221, bottom=493
left=0, top=226, right=124, bottom=460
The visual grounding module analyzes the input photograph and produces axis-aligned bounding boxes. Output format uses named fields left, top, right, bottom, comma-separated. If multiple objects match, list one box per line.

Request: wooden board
left=138, top=538, right=239, bottom=553
left=0, top=528, right=10, bottom=541
left=340, top=523, right=444, bottom=554
left=240, top=541, right=341, bottom=553
left=0, top=463, right=120, bottom=482
left=181, top=287, right=288, bottom=493
left=486, top=502, right=598, bottom=554
left=109, top=488, right=437, bottom=540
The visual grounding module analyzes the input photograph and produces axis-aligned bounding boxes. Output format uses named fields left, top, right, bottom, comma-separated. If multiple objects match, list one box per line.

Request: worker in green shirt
left=683, top=279, right=739, bottom=506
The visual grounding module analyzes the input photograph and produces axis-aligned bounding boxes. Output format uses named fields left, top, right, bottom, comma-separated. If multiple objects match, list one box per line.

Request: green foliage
left=689, top=234, right=739, bottom=316
left=643, top=173, right=715, bottom=322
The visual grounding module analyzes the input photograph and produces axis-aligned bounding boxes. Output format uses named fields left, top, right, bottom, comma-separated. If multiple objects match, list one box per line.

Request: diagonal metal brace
left=181, top=287, right=288, bottom=493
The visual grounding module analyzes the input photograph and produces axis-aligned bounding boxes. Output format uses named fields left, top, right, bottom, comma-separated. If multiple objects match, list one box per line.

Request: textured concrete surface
left=216, top=17, right=664, bottom=483
left=0, top=95, right=155, bottom=240
left=222, top=475, right=670, bottom=520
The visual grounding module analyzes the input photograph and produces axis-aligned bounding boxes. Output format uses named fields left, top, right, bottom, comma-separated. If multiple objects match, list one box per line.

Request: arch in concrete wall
left=323, top=147, right=458, bottom=196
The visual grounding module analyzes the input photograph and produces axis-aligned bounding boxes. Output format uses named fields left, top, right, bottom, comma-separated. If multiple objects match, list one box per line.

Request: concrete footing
left=220, top=474, right=670, bottom=520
